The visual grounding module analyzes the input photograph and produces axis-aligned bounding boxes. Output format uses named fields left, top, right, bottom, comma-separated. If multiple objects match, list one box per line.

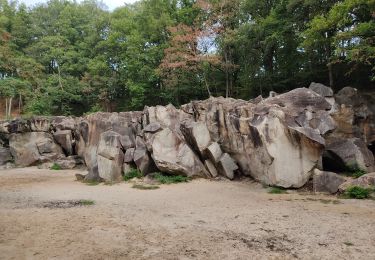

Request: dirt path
left=0, top=168, right=375, bottom=260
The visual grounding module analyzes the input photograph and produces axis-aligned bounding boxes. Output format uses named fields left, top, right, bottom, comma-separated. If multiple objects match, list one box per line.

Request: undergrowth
left=344, top=164, right=366, bottom=178
left=132, top=184, right=160, bottom=190
left=268, top=187, right=288, bottom=194
left=153, top=172, right=190, bottom=184
left=51, top=163, right=62, bottom=170
left=79, top=199, right=95, bottom=206
left=341, top=186, right=372, bottom=199
left=123, top=168, right=143, bottom=181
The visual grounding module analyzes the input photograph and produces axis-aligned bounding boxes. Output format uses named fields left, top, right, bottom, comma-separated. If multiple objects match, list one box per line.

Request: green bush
left=123, top=168, right=143, bottom=181
left=153, top=172, right=190, bottom=184
left=344, top=186, right=371, bottom=199
left=51, top=163, right=62, bottom=170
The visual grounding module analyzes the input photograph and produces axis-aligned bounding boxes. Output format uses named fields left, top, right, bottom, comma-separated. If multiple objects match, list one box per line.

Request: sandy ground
left=0, top=168, right=375, bottom=260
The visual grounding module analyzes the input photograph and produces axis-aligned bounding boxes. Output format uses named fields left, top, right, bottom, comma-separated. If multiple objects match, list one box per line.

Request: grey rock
left=309, top=82, right=333, bottom=97
left=313, top=169, right=346, bottom=194
left=53, top=130, right=74, bottom=155
left=217, top=153, right=238, bottom=180
left=97, top=131, right=124, bottom=182
left=339, top=172, right=375, bottom=192
left=0, top=147, right=12, bottom=165
left=325, top=138, right=374, bottom=173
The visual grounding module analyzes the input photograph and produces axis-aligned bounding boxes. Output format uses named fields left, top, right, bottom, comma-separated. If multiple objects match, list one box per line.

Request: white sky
left=20, top=0, right=138, bottom=11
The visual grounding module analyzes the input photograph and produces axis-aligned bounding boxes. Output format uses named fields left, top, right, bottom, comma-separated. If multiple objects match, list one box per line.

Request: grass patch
left=85, top=181, right=100, bottom=186
left=268, top=187, right=288, bottom=194
left=123, top=168, right=143, bottom=181
left=79, top=199, right=95, bottom=206
left=50, top=163, right=62, bottom=170
left=153, top=172, right=190, bottom=184
left=342, top=186, right=372, bottom=199
left=132, top=184, right=160, bottom=190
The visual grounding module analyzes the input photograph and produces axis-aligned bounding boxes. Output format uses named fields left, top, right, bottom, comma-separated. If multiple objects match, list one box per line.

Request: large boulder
left=151, top=128, right=209, bottom=177
left=309, top=82, right=333, bottom=98
left=97, top=131, right=124, bottom=182
left=180, top=120, right=211, bottom=156
left=339, top=172, right=375, bottom=192
left=313, top=169, right=346, bottom=194
left=324, top=138, right=375, bottom=173
left=133, top=136, right=154, bottom=174
left=9, top=132, right=64, bottom=166
left=217, top=153, right=238, bottom=180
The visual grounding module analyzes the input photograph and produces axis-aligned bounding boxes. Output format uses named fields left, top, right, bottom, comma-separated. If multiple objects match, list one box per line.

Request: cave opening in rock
left=322, top=150, right=347, bottom=172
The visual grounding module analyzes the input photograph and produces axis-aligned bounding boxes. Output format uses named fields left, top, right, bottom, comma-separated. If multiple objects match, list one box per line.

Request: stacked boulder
left=0, top=84, right=373, bottom=191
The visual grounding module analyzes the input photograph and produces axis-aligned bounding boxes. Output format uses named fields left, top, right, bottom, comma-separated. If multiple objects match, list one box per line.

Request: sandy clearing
left=0, top=167, right=375, bottom=260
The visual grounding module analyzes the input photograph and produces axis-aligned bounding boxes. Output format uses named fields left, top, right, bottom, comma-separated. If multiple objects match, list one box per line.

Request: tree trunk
left=19, top=94, right=22, bottom=114
left=8, top=97, right=12, bottom=119
left=224, top=50, right=229, bottom=98
left=5, top=98, right=8, bottom=119
left=204, top=76, right=212, bottom=97
left=57, top=63, right=63, bottom=90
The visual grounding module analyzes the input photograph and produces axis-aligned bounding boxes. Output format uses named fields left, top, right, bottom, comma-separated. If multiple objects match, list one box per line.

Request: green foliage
left=0, top=0, right=373, bottom=118
left=50, top=163, right=62, bottom=170
left=153, top=172, right=190, bottom=184
left=268, top=187, right=288, bottom=194
left=344, top=164, right=366, bottom=178
left=123, top=168, right=143, bottom=181
left=343, top=186, right=371, bottom=199
left=132, top=184, right=160, bottom=190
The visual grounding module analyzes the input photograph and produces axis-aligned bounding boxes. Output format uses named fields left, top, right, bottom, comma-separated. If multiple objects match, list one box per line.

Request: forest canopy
left=0, top=0, right=374, bottom=116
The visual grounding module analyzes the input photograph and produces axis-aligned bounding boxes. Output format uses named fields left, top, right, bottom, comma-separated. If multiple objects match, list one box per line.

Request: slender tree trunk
left=224, top=50, right=229, bottom=98
left=204, top=76, right=212, bottom=97
left=19, top=94, right=22, bottom=114
left=57, top=64, right=63, bottom=90
left=5, top=99, right=8, bottom=119
left=8, top=97, right=12, bottom=119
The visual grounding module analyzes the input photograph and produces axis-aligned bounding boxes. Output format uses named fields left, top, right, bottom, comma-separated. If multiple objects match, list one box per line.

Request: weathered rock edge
left=0, top=86, right=374, bottom=189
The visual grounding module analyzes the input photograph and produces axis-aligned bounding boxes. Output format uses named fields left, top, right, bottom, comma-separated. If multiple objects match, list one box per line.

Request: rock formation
left=0, top=84, right=373, bottom=189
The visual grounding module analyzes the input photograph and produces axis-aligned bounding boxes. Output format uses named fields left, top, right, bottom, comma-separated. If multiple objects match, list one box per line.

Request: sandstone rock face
left=329, top=87, right=375, bottom=145
left=204, top=160, right=218, bottom=177
left=217, top=153, right=238, bottom=180
left=55, top=156, right=77, bottom=169
left=324, top=138, right=374, bottom=173
left=9, top=132, right=63, bottom=166
left=1, top=85, right=372, bottom=190
left=339, top=172, right=375, bottom=192
left=309, top=82, right=334, bottom=97
left=151, top=128, right=209, bottom=177
left=205, top=142, right=223, bottom=163
left=75, top=112, right=142, bottom=180
left=53, top=130, right=74, bottom=155
left=185, top=88, right=329, bottom=187
left=181, top=121, right=211, bottom=156
left=97, top=131, right=124, bottom=182
left=313, top=169, right=346, bottom=194
left=0, top=147, right=12, bottom=165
